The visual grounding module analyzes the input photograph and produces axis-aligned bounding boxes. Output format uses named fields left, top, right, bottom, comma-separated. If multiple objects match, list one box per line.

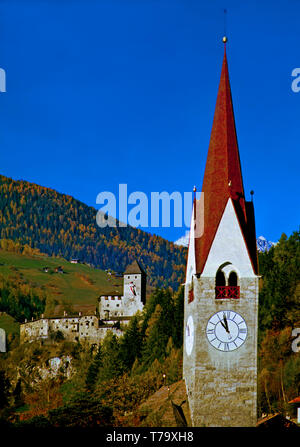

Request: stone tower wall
left=123, top=273, right=144, bottom=315
left=183, top=276, right=258, bottom=427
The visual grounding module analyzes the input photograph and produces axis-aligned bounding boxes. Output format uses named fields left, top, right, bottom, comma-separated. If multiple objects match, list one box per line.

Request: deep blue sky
left=0, top=0, right=299, bottom=244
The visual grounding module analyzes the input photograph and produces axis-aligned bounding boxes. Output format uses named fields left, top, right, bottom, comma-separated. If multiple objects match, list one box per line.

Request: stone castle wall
left=21, top=263, right=145, bottom=345
left=99, top=295, right=124, bottom=320
left=20, top=315, right=122, bottom=344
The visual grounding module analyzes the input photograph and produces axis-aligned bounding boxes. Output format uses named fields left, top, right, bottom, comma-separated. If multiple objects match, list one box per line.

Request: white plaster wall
left=201, top=198, right=255, bottom=278
left=185, top=201, right=196, bottom=285
left=123, top=274, right=144, bottom=316
left=0, top=328, right=6, bottom=352
left=99, top=295, right=124, bottom=319
left=123, top=274, right=141, bottom=299
left=122, top=295, right=143, bottom=316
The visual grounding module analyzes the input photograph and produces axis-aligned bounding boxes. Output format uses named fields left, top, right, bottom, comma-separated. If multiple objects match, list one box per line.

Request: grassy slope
left=0, top=248, right=124, bottom=318
left=0, top=312, right=20, bottom=336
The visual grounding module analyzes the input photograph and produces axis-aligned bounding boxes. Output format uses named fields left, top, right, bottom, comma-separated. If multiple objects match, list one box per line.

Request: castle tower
left=183, top=40, right=259, bottom=427
left=123, top=260, right=146, bottom=315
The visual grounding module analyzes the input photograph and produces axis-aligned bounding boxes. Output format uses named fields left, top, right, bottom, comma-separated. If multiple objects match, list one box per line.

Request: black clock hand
left=223, top=313, right=229, bottom=332
left=223, top=313, right=232, bottom=339
left=220, top=320, right=227, bottom=331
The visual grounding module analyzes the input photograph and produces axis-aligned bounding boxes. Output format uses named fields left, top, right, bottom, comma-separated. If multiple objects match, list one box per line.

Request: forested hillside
left=0, top=287, right=185, bottom=427
left=0, top=230, right=299, bottom=428
left=0, top=175, right=186, bottom=289
left=258, top=230, right=300, bottom=414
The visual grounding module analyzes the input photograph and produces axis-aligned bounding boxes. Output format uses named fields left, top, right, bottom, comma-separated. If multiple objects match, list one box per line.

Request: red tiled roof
left=194, top=45, right=258, bottom=275
left=289, top=396, right=300, bottom=404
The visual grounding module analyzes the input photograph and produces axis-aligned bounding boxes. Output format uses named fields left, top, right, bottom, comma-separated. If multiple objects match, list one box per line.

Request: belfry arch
left=215, top=264, right=240, bottom=299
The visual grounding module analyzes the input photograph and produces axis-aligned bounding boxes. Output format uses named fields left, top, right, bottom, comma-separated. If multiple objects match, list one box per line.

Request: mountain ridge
left=174, top=230, right=277, bottom=253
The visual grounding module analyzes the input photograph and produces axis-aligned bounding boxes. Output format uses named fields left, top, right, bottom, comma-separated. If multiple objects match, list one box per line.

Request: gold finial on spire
left=223, top=9, right=228, bottom=44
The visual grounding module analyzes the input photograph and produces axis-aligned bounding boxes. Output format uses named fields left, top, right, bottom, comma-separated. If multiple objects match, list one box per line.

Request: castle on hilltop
left=20, top=260, right=146, bottom=344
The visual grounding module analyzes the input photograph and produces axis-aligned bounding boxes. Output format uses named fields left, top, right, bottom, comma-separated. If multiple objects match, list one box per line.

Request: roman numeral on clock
left=206, top=311, right=248, bottom=352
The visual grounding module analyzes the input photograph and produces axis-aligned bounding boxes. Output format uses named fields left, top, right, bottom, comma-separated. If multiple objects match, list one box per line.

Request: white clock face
left=185, top=315, right=194, bottom=356
left=206, top=310, right=247, bottom=352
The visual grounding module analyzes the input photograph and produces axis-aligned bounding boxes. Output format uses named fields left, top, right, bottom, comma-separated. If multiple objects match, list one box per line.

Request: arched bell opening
left=216, top=270, right=226, bottom=287
left=228, top=271, right=238, bottom=287
left=215, top=266, right=240, bottom=299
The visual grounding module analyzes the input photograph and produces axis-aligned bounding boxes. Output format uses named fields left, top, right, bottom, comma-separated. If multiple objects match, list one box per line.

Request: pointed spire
left=194, top=42, right=258, bottom=275
left=203, top=40, right=246, bottom=212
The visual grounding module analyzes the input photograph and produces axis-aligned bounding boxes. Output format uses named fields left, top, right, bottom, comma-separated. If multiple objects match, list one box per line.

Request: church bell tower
left=183, top=38, right=259, bottom=427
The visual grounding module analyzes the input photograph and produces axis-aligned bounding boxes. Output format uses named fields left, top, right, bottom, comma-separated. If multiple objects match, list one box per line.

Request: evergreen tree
left=12, top=379, right=24, bottom=408
left=142, top=304, right=167, bottom=367
left=85, top=346, right=102, bottom=391
left=172, top=286, right=184, bottom=348
left=0, top=370, right=10, bottom=409
left=259, top=230, right=300, bottom=333
left=97, top=332, right=124, bottom=382
left=119, top=315, right=143, bottom=370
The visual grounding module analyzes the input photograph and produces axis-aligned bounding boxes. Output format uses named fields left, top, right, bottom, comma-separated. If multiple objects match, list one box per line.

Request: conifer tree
left=0, top=370, right=10, bottom=409
left=97, top=332, right=123, bottom=382
left=172, top=286, right=184, bottom=348
left=119, top=315, right=142, bottom=370
left=85, top=346, right=102, bottom=391
left=12, top=379, right=24, bottom=408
